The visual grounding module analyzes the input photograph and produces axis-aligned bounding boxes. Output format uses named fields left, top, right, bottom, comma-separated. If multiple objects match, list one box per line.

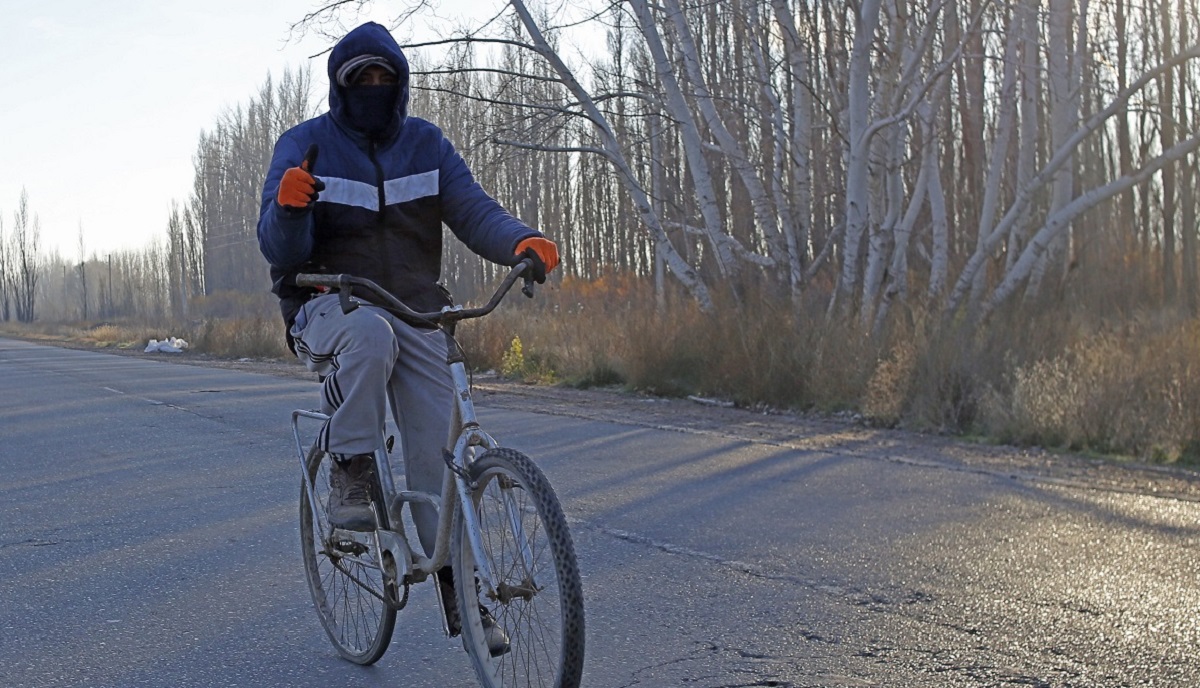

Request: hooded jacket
left=257, top=22, right=540, bottom=329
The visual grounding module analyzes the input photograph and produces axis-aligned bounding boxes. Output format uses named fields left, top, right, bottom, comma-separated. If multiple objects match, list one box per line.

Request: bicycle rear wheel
left=453, top=448, right=585, bottom=688
left=299, top=445, right=397, bottom=664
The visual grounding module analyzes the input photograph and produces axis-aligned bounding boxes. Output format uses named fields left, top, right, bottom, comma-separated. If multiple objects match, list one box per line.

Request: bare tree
left=167, top=203, right=190, bottom=320
left=186, top=68, right=314, bottom=296
left=11, top=190, right=42, bottom=323
left=0, top=214, right=8, bottom=322
left=1180, top=0, right=1198, bottom=313
left=1156, top=0, right=1178, bottom=305
left=947, top=42, right=1200, bottom=318
left=76, top=222, right=89, bottom=320
left=503, top=0, right=717, bottom=310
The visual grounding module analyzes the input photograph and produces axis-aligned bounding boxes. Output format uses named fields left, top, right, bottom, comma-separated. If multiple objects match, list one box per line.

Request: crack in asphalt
left=570, top=515, right=898, bottom=603
left=617, top=640, right=797, bottom=688
left=0, top=538, right=61, bottom=549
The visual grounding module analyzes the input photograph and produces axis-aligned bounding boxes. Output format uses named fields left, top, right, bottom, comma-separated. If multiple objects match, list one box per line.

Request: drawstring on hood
left=327, top=22, right=410, bottom=140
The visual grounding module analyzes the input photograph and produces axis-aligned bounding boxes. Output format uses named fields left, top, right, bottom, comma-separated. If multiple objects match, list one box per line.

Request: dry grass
left=979, top=318, right=1200, bottom=462
left=455, top=273, right=1200, bottom=465
left=181, top=317, right=292, bottom=359
left=457, top=274, right=875, bottom=410
left=0, top=320, right=160, bottom=350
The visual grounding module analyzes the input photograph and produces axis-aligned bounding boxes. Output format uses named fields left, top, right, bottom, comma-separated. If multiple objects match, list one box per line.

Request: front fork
left=446, top=357, right=501, bottom=596
left=444, top=357, right=537, bottom=605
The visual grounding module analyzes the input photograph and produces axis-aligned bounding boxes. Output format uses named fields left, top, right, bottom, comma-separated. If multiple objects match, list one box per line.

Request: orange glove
left=277, top=144, right=325, bottom=210
left=515, top=237, right=559, bottom=283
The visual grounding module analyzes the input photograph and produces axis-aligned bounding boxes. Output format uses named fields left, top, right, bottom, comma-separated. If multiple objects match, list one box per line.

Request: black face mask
left=344, top=84, right=400, bottom=137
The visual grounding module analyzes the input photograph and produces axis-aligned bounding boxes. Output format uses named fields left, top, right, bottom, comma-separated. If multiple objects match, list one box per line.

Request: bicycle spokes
left=499, top=482, right=540, bottom=585
left=456, top=448, right=584, bottom=688
left=300, top=447, right=397, bottom=664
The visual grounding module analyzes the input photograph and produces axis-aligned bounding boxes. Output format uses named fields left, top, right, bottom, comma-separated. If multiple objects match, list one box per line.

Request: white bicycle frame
left=291, top=328, right=532, bottom=614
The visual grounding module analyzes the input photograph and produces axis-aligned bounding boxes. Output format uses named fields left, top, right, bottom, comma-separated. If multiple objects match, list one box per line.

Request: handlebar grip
left=295, top=273, right=333, bottom=288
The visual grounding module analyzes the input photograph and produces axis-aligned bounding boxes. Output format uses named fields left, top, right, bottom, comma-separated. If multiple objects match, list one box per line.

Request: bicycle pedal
left=332, top=539, right=368, bottom=556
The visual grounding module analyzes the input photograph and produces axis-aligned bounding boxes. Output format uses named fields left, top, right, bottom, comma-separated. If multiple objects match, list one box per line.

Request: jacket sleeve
left=257, top=134, right=315, bottom=270
left=438, top=136, right=540, bottom=265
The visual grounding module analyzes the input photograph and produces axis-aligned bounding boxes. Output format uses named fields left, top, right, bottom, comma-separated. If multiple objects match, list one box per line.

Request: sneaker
left=328, top=453, right=375, bottom=531
left=438, top=568, right=511, bottom=657
left=479, top=606, right=511, bottom=657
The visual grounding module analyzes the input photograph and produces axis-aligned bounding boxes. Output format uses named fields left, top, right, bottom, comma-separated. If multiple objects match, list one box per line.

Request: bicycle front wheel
left=453, top=448, right=585, bottom=688
left=299, top=445, right=397, bottom=664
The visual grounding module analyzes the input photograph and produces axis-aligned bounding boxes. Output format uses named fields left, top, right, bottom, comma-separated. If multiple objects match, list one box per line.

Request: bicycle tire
left=299, top=444, right=397, bottom=664
left=453, top=448, right=585, bottom=688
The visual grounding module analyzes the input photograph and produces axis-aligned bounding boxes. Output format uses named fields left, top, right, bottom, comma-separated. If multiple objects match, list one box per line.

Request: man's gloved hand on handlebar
left=515, top=237, right=560, bottom=284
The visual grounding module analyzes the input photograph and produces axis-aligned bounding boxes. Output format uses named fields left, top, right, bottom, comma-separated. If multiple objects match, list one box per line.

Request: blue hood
left=327, top=22, right=411, bottom=139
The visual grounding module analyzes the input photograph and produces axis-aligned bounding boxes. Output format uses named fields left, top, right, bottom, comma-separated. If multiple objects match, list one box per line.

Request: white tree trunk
left=864, top=123, right=908, bottom=332
left=968, top=9, right=1022, bottom=305
left=833, top=0, right=883, bottom=316
left=1025, top=0, right=1079, bottom=300
left=863, top=0, right=946, bottom=328
left=510, top=0, right=715, bottom=311
left=982, top=133, right=1200, bottom=318
left=872, top=119, right=933, bottom=336
left=771, top=0, right=814, bottom=299
left=925, top=82, right=951, bottom=301
left=661, top=0, right=785, bottom=262
left=874, top=65, right=950, bottom=336
left=627, top=0, right=739, bottom=281
left=1006, top=0, right=1040, bottom=274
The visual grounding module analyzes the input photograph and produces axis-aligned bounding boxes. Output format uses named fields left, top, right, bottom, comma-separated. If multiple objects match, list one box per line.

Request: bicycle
left=289, top=261, right=585, bottom=688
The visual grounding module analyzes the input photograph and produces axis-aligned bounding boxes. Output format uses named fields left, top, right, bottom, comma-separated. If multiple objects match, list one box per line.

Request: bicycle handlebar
left=294, top=258, right=536, bottom=326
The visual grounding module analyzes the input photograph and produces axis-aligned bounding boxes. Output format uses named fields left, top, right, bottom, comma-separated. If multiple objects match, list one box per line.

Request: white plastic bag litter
left=144, top=337, right=189, bottom=353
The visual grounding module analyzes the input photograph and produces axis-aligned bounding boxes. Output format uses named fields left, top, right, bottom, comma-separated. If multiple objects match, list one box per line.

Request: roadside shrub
left=976, top=316, right=1200, bottom=462
left=863, top=336, right=917, bottom=427
left=498, top=336, right=557, bottom=384
left=458, top=275, right=863, bottom=411
left=183, top=317, right=291, bottom=359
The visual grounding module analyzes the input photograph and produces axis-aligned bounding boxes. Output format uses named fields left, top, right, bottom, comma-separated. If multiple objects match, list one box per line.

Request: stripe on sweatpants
left=295, top=338, right=334, bottom=367
left=331, top=373, right=346, bottom=408
left=317, top=423, right=330, bottom=455
left=321, top=375, right=341, bottom=410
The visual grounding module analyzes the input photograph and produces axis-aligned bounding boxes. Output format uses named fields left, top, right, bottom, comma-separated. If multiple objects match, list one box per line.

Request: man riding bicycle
left=256, top=21, right=559, bottom=652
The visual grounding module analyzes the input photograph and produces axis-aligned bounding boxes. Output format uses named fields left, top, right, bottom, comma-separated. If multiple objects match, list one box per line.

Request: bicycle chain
left=329, top=554, right=410, bottom=610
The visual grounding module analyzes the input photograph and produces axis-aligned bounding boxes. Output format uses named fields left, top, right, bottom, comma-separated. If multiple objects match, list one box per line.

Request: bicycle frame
left=291, top=261, right=539, bottom=611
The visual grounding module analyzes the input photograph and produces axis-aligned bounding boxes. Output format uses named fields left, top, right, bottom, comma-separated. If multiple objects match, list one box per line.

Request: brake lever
left=338, top=286, right=359, bottom=315
left=522, top=276, right=535, bottom=299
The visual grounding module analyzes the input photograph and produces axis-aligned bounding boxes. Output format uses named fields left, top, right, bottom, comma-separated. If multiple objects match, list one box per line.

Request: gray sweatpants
left=290, top=293, right=452, bottom=555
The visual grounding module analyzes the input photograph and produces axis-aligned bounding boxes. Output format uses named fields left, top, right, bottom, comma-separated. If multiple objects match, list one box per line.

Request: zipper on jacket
left=368, top=139, right=386, bottom=220
left=367, top=138, right=391, bottom=292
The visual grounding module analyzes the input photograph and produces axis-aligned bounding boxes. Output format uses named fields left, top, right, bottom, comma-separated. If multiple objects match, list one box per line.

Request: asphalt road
left=1, top=337, right=1198, bottom=687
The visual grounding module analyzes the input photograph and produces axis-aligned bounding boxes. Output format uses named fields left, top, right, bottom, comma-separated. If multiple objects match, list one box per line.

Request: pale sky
left=0, top=0, right=509, bottom=259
